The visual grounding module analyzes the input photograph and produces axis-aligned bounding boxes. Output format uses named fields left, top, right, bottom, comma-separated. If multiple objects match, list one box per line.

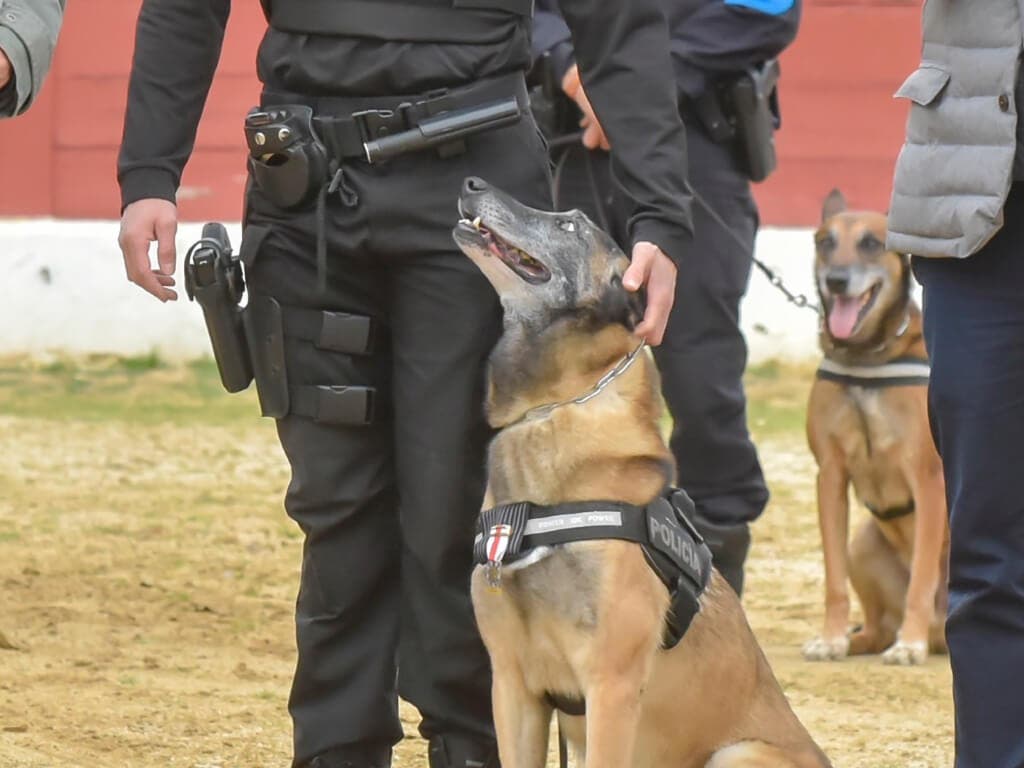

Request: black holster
left=527, top=52, right=578, bottom=146
left=245, top=104, right=329, bottom=209
left=724, top=59, right=781, bottom=183
left=184, top=223, right=254, bottom=393
left=691, top=59, right=782, bottom=183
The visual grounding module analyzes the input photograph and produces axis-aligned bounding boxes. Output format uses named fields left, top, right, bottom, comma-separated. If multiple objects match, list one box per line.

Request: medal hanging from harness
left=481, top=501, right=530, bottom=588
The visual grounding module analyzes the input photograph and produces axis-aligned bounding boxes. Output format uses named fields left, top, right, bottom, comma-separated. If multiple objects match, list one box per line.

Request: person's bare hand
left=561, top=64, right=610, bottom=151
left=118, top=198, right=179, bottom=302
left=624, top=241, right=677, bottom=345
left=0, top=49, right=12, bottom=90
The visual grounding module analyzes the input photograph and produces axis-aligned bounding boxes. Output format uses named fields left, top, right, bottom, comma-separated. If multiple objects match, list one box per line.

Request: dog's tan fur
left=456, top=185, right=830, bottom=768
left=803, top=191, right=949, bottom=666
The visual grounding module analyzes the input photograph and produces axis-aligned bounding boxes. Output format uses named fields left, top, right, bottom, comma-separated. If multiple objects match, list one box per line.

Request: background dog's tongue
left=828, top=296, right=860, bottom=339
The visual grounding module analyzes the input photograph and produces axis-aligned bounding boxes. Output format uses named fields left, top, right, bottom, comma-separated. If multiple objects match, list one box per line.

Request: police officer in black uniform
left=115, top=2, right=694, bottom=767
left=533, top=0, right=801, bottom=596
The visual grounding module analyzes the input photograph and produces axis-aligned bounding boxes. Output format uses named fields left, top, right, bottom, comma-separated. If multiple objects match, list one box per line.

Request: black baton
left=363, top=97, right=522, bottom=163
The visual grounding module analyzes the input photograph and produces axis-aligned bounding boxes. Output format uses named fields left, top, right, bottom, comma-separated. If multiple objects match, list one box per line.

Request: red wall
left=754, top=0, right=921, bottom=224
left=0, top=0, right=920, bottom=225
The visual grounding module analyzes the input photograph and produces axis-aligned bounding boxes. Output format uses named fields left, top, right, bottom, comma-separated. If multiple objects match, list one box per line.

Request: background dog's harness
left=866, top=499, right=915, bottom=522
left=473, top=488, right=713, bottom=650
left=816, top=356, right=930, bottom=389
left=816, top=354, right=928, bottom=522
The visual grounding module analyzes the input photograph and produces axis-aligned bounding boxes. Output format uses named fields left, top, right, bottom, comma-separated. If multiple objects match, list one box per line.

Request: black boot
left=427, top=733, right=500, bottom=768
left=297, top=743, right=391, bottom=768
left=690, top=513, right=752, bottom=597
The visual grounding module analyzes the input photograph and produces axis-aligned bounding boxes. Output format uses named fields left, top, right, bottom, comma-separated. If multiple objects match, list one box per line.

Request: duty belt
left=254, top=72, right=528, bottom=293
left=473, top=489, right=714, bottom=651
left=261, top=72, right=530, bottom=164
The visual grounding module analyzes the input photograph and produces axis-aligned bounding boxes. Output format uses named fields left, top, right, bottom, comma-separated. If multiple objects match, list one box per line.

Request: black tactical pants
left=243, top=91, right=552, bottom=767
left=553, top=123, right=768, bottom=571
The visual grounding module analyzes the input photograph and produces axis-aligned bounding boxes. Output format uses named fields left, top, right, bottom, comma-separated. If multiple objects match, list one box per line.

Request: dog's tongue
left=828, top=296, right=861, bottom=339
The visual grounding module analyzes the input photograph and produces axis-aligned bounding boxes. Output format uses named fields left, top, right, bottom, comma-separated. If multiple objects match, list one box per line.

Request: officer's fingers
left=152, top=271, right=176, bottom=287
left=154, top=211, right=178, bottom=276
left=561, top=64, right=581, bottom=99
left=118, top=231, right=176, bottom=302
left=635, top=256, right=677, bottom=345
left=582, top=123, right=604, bottom=150
left=634, top=274, right=674, bottom=345
left=623, top=245, right=654, bottom=292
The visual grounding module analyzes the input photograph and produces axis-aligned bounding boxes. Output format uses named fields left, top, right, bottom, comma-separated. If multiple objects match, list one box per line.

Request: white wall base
left=0, top=219, right=823, bottom=364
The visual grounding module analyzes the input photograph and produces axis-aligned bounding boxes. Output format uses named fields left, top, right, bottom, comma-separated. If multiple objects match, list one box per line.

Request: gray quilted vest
left=887, top=0, right=1024, bottom=259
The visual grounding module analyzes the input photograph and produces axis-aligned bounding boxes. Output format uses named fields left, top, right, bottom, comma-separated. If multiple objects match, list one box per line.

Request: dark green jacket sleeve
left=0, top=0, right=65, bottom=117
left=556, top=0, right=694, bottom=265
left=117, top=0, right=230, bottom=209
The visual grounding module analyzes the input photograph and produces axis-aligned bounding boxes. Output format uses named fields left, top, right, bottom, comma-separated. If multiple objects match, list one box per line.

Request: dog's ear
left=821, top=189, right=847, bottom=223
left=595, top=274, right=645, bottom=331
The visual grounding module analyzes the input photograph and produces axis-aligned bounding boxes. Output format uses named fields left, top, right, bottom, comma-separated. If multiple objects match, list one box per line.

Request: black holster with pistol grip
left=691, top=58, right=782, bottom=183
left=184, top=223, right=254, bottom=393
left=724, top=58, right=781, bottom=183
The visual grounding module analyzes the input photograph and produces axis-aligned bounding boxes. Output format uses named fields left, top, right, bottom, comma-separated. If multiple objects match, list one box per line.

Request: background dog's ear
left=821, top=189, right=847, bottom=223
left=595, top=274, right=645, bottom=332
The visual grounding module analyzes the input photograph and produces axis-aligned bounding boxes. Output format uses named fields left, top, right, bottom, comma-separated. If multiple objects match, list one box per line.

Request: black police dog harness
left=472, top=488, right=713, bottom=651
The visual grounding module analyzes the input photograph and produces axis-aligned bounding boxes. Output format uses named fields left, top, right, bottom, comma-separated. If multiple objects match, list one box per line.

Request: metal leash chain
left=687, top=183, right=822, bottom=316
left=549, top=132, right=821, bottom=317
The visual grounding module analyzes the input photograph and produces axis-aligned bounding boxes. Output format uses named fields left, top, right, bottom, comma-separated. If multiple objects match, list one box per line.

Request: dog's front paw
left=882, top=639, right=928, bottom=666
left=802, top=635, right=850, bottom=662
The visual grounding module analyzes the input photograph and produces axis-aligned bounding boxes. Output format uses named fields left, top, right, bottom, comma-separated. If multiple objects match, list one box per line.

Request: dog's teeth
left=472, top=216, right=482, bottom=229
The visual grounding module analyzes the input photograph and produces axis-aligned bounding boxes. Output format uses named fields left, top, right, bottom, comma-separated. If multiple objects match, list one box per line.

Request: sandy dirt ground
left=0, top=359, right=953, bottom=767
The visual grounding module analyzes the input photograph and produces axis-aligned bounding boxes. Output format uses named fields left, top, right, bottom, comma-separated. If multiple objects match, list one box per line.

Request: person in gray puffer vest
left=888, top=2, right=1024, bottom=766
left=0, top=0, right=64, bottom=118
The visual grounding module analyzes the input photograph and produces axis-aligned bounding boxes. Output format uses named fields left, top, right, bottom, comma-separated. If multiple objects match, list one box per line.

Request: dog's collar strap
left=474, top=489, right=713, bottom=648
left=816, top=356, right=930, bottom=388
left=505, top=341, right=647, bottom=428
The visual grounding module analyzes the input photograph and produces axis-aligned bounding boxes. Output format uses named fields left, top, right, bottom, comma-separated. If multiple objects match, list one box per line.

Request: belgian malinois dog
left=802, top=190, right=948, bottom=666
left=452, top=177, right=831, bottom=768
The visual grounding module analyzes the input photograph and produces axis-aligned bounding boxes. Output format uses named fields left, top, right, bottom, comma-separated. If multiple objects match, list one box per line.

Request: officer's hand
left=561, top=65, right=610, bottom=152
left=0, top=49, right=12, bottom=90
left=118, top=198, right=179, bottom=302
left=624, top=241, right=676, bottom=346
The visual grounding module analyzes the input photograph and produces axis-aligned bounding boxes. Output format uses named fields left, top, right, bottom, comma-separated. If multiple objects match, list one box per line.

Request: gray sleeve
left=0, top=0, right=65, bottom=117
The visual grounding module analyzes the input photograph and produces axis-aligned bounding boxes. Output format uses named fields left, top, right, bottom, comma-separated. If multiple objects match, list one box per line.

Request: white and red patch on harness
left=486, top=524, right=513, bottom=564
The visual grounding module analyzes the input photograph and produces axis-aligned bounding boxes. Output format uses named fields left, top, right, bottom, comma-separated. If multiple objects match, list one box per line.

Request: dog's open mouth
left=827, top=282, right=880, bottom=340
left=456, top=216, right=551, bottom=285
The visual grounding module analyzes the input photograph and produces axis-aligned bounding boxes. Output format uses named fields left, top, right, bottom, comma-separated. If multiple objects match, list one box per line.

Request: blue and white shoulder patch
left=724, top=0, right=795, bottom=15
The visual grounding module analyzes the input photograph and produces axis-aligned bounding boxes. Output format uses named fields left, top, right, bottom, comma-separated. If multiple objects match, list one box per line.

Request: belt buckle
left=351, top=108, right=400, bottom=144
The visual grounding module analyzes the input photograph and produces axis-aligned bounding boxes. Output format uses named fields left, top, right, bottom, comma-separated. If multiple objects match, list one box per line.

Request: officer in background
left=533, top=0, right=801, bottom=596
left=115, top=2, right=694, bottom=767
left=0, top=0, right=64, bottom=118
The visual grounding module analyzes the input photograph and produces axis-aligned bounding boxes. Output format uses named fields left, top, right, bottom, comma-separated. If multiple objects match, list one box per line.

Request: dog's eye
left=557, top=219, right=577, bottom=233
left=815, top=234, right=836, bottom=252
left=859, top=234, right=884, bottom=253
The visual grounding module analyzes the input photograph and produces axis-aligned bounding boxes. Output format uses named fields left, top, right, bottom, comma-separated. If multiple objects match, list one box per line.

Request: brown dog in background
left=454, top=178, right=831, bottom=768
left=802, top=190, right=948, bottom=666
